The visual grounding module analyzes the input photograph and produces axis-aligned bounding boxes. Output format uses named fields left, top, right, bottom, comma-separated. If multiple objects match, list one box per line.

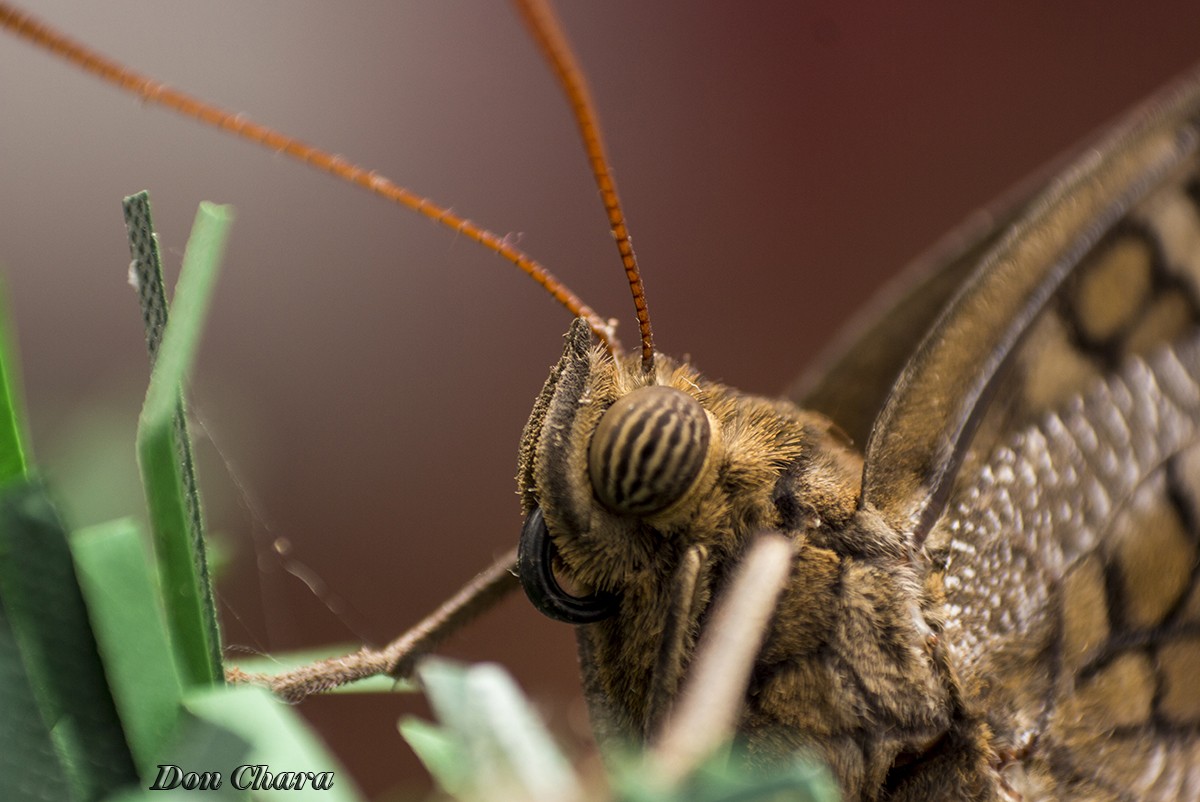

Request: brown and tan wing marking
left=929, top=145, right=1200, bottom=799
left=860, top=68, right=1200, bottom=540
left=930, top=336, right=1200, bottom=801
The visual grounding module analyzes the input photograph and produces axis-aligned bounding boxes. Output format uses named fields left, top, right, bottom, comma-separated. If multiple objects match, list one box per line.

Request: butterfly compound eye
left=588, top=386, right=711, bottom=516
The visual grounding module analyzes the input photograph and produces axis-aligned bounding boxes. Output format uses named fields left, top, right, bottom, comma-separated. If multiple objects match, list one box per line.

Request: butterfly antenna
left=513, top=0, right=656, bottom=374
left=0, top=2, right=619, bottom=350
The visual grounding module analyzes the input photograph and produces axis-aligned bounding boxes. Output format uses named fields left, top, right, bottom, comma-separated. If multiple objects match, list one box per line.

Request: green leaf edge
left=182, top=684, right=366, bottom=801
left=0, top=275, right=31, bottom=485
left=408, top=658, right=582, bottom=801
left=135, top=201, right=232, bottom=687
left=71, top=518, right=184, bottom=777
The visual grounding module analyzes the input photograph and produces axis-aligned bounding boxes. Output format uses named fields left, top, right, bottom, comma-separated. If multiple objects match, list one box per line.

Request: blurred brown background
left=2, top=2, right=1199, bottom=798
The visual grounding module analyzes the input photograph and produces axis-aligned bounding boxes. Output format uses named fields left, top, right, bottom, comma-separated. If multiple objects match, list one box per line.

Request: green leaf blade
left=0, top=594, right=73, bottom=802
left=182, top=684, right=366, bottom=801
left=406, top=659, right=583, bottom=802
left=0, top=481, right=138, bottom=800
left=132, top=198, right=233, bottom=687
left=71, top=518, right=185, bottom=776
left=0, top=276, right=31, bottom=485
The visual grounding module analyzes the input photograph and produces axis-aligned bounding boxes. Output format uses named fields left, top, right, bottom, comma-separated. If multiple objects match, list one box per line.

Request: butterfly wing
left=934, top=342, right=1200, bottom=800
left=845, top=67, right=1200, bottom=799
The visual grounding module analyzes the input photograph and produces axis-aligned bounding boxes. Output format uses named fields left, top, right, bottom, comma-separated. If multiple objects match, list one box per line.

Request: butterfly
left=7, top=3, right=1200, bottom=797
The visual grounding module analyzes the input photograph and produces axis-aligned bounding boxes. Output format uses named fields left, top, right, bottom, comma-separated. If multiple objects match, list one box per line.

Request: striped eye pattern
left=588, top=386, right=711, bottom=516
